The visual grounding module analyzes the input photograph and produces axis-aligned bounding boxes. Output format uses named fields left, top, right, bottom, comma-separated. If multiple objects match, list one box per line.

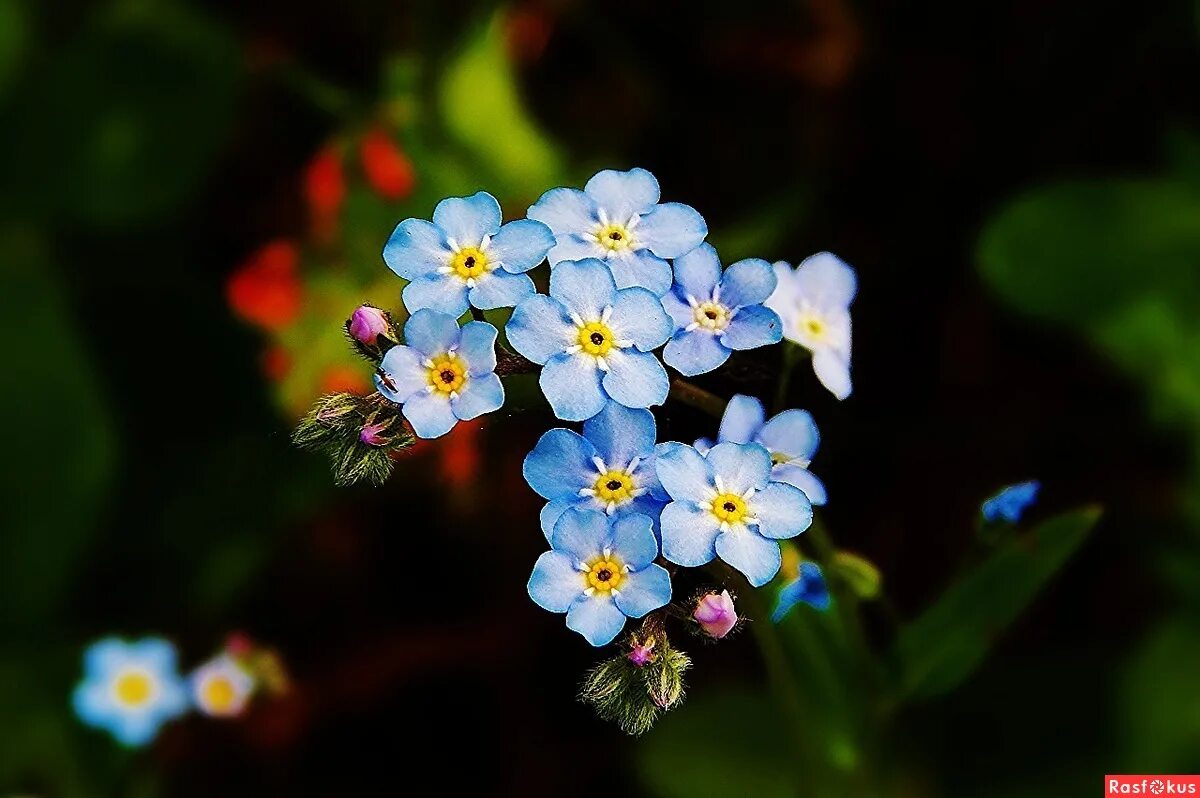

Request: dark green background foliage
left=1, top=0, right=1198, bottom=795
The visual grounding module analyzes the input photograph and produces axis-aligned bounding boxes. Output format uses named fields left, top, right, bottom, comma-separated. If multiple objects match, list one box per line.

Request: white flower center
left=576, top=455, right=649, bottom=514
left=438, top=235, right=500, bottom=288
left=564, top=305, right=634, bottom=372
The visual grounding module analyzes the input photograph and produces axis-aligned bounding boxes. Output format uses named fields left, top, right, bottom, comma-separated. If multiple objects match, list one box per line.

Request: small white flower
left=190, top=655, right=256, bottom=718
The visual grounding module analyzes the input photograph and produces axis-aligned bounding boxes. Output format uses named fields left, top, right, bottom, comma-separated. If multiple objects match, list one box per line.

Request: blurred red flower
left=439, top=421, right=482, bottom=489
left=304, top=144, right=345, bottom=241
left=227, top=240, right=303, bottom=330
left=360, top=127, right=416, bottom=201
left=261, top=345, right=292, bottom=382
left=318, top=365, right=369, bottom=394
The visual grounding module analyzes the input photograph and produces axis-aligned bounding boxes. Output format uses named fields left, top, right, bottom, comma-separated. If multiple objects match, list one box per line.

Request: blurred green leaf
left=0, top=0, right=28, bottom=99
left=896, top=506, right=1101, bottom=700
left=1118, top=616, right=1200, bottom=771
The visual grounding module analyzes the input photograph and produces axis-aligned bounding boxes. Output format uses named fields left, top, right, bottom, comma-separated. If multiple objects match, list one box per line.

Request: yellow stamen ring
left=450, top=246, right=489, bottom=279
left=112, top=670, right=154, bottom=708
left=711, top=492, right=749, bottom=524
left=586, top=558, right=624, bottom=592
left=595, top=222, right=634, bottom=252
left=200, top=675, right=238, bottom=714
left=594, top=470, right=635, bottom=504
left=427, top=353, right=467, bottom=395
left=577, top=321, right=615, bottom=356
left=693, top=301, right=731, bottom=331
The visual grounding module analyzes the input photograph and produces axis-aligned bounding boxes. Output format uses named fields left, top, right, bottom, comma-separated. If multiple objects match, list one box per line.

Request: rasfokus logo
left=1106, top=776, right=1200, bottom=795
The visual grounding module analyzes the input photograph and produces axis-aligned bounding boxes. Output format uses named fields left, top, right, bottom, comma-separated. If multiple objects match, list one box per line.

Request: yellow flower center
left=201, top=675, right=238, bottom=714
left=595, top=222, right=634, bottom=252
left=112, top=670, right=154, bottom=707
left=798, top=312, right=826, bottom=341
left=770, top=450, right=792, bottom=465
left=585, top=557, right=624, bottom=592
left=594, top=470, right=635, bottom=504
left=427, top=353, right=467, bottom=394
left=711, top=492, right=748, bottom=524
left=694, top=301, right=731, bottom=331
left=450, top=246, right=490, bottom=279
left=577, top=321, right=615, bottom=356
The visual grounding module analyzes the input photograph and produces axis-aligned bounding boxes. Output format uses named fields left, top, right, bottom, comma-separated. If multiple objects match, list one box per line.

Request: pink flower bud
left=359, top=422, right=390, bottom=447
left=693, top=590, right=738, bottom=639
left=627, top=641, right=655, bottom=667
left=348, top=305, right=389, bottom=346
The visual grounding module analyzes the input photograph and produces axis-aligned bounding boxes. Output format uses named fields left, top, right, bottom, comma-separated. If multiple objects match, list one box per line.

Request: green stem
left=668, top=377, right=726, bottom=418
left=773, top=342, right=805, bottom=413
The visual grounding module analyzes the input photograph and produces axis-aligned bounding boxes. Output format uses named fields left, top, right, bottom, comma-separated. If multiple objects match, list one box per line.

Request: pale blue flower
left=696, top=394, right=826, bottom=505
left=374, top=309, right=504, bottom=438
left=72, top=637, right=189, bottom=746
left=764, top=252, right=857, bottom=400
left=655, top=441, right=813, bottom=587
left=528, top=508, right=673, bottom=646
left=772, top=562, right=831, bottom=622
left=661, top=244, right=783, bottom=376
left=506, top=259, right=672, bottom=421
left=982, top=480, right=1040, bottom=523
left=384, top=191, right=554, bottom=316
left=528, top=167, right=707, bottom=296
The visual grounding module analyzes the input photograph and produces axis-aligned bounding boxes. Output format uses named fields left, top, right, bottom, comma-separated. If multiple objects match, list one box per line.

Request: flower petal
left=582, top=400, right=657, bottom=468
left=609, top=512, right=659, bottom=569
left=602, top=349, right=669, bottom=410
left=375, top=344, right=427, bottom=403
left=457, top=321, right=498, bottom=375
left=404, top=308, right=462, bottom=356
left=548, top=234, right=605, bottom=264
left=383, top=218, right=450, bottom=280
left=715, top=529, right=782, bottom=587
left=757, top=409, right=819, bottom=461
left=432, top=191, right=502, bottom=246
left=795, top=252, right=857, bottom=309
left=772, top=464, right=827, bottom=505
left=548, top=258, right=618, bottom=320
left=614, top=564, right=672, bottom=618
left=401, top=391, right=458, bottom=439
left=402, top=276, right=470, bottom=317
left=468, top=268, right=535, bottom=310
left=812, top=348, right=852, bottom=400
left=523, top=428, right=599, bottom=500
left=506, top=295, right=575, bottom=365
left=671, top=243, right=721, bottom=300
left=566, top=595, right=627, bottom=646
left=489, top=218, right=555, bottom=273
left=654, top=442, right=713, bottom=502
left=720, top=305, right=783, bottom=351
left=83, top=637, right=128, bottom=678
left=451, top=372, right=504, bottom=420
left=609, top=250, right=673, bottom=296
left=583, top=167, right=661, bottom=219
left=719, top=258, right=777, bottom=308
left=706, top=441, right=772, bottom=494
left=608, top=287, right=673, bottom=351
left=539, top=498, right=575, bottom=541
left=550, top=507, right=610, bottom=562
left=663, top=329, right=730, bottom=376
left=528, top=187, right=598, bottom=235
left=636, top=202, right=708, bottom=259
left=661, top=290, right=694, bottom=330
left=718, top=394, right=766, bottom=445
left=528, top=551, right=585, bottom=613
left=541, top=352, right=607, bottom=421
left=752, top=482, right=814, bottom=540
left=659, top=501, right=721, bottom=567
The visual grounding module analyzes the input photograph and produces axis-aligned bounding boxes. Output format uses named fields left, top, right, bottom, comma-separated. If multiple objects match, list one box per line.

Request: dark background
left=2, top=1, right=1199, bottom=795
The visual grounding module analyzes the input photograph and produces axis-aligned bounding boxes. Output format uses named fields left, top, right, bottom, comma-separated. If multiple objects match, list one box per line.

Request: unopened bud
left=627, top=638, right=656, bottom=668
left=693, top=590, right=738, bottom=639
left=359, top=422, right=391, bottom=447
left=348, top=305, right=390, bottom=346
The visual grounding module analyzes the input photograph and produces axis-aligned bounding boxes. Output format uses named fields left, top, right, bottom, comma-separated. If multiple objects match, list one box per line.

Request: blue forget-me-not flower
left=771, top=561, right=832, bottom=622
left=981, top=480, right=1040, bottom=523
left=72, top=637, right=189, bottom=747
left=661, top=244, right=783, bottom=376
left=528, top=508, right=673, bottom=646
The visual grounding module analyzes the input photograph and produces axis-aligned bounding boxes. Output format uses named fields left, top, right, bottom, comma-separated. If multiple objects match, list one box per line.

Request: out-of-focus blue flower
left=661, top=244, right=783, bottom=376
left=506, top=259, right=672, bottom=421
left=384, top=191, right=555, bottom=316
left=190, top=654, right=256, bottom=718
left=374, top=309, right=504, bottom=438
left=527, top=508, right=673, bottom=646
left=655, top=441, right=813, bottom=587
left=528, top=167, right=707, bottom=297
left=764, top=253, right=857, bottom=400
left=72, top=637, right=189, bottom=747
left=695, top=394, right=827, bottom=505
left=981, top=480, right=1040, bottom=523
left=772, top=562, right=831, bottom=622
left=523, top=400, right=667, bottom=539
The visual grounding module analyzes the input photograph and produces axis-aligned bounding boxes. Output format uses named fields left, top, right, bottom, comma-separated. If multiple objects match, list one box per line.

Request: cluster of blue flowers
left=372, top=167, right=856, bottom=647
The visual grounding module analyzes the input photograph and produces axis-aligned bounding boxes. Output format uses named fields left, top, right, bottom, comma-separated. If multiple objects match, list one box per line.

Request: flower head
left=506, top=259, right=672, bottom=421
left=981, top=480, right=1040, bottom=523
left=347, top=304, right=391, bottom=347
left=693, top=590, right=738, bottom=639
left=696, top=394, right=827, bottom=505
left=524, top=400, right=667, bottom=539
left=190, top=654, right=256, bottom=718
left=528, top=509, right=673, bottom=646
left=528, top=167, right=708, bottom=296
left=384, top=191, right=555, bottom=316
left=661, top=244, right=783, bottom=376
left=765, top=252, right=857, bottom=399
left=373, top=309, right=504, bottom=438
left=72, top=637, right=188, bottom=747
left=771, top=562, right=831, bottom=622
left=655, top=441, right=813, bottom=586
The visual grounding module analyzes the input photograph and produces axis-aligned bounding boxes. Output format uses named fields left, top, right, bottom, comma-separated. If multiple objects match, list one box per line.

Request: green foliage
left=829, top=550, right=882, bottom=600
left=579, top=633, right=692, bottom=736
left=1117, top=616, right=1200, bottom=771
left=895, top=507, right=1101, bottom=699
left=0, top=0, right=28, bottom=99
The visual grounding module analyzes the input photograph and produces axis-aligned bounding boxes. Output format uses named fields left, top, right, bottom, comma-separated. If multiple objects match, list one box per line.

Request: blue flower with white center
left=764, top=252, right=857, bottom=400
left=373, top=309, right=504, bottom=439
left=506, top=258, right=673, bottom=421
left=655, top=441, right=813, bottom=587
left=527, top=508, right=673, bottom=646
left=771, top=561, right=832, bottom=622
left=695, top=394, right=827, bottom=505
left=527, top=167, right=708, bottom=297
left=72, top=637, right=189, bottom=747
left=981, top=480, right=1040, bottom=523
left=661, top=244, right=783, bottom=376
left=523, top=400, right=667, bottom=540
left=384, top=191, right=555, bottom=316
